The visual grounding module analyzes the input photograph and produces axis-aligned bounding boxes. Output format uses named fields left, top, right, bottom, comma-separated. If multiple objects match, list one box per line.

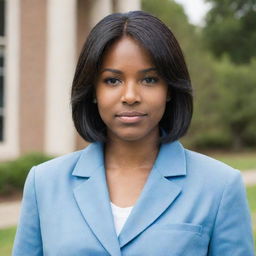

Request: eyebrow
left=138, top=67, right=158, bottom=74
left=100, top=67, right=158, bottom=74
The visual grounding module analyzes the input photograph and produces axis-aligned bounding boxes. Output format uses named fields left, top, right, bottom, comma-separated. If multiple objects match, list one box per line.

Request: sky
left=174, top=0, right=212, bottom=26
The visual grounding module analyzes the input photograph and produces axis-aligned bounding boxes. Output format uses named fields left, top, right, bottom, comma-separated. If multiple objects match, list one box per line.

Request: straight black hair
left=71, top=10, right=193, bottom=143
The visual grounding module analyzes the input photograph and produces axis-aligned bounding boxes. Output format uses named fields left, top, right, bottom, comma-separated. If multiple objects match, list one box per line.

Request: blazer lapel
left=72, top=142, right=121, bottom=256
left=118, top=141, right=187, bottom=248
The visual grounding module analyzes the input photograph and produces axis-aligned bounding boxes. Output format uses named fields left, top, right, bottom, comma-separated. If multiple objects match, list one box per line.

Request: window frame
left=0, top=0, right=20, bottom=160
left=0, top=0, right=6, bottom=142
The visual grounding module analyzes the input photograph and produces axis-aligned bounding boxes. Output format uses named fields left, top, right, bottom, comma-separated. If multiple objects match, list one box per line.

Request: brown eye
left=103, top=77, right=121, bottom=86
left=142, top=77, right=159, bottom=85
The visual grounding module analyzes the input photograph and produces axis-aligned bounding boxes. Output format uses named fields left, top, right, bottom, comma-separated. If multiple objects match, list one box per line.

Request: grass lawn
left=247, top=185, right=256, bottom=251
left=0, top=226, right=16, bottom=255
left=206, top=151, right=256, bottom=171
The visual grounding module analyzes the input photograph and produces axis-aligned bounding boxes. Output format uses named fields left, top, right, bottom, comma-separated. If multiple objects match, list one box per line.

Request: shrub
left=194, top=133, right=232, bottom=150
left=0, top=152, right=53, bottom=195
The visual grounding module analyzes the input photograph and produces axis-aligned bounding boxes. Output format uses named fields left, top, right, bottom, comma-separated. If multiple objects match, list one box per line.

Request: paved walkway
left=242, top=170, right=256, bottom=187
left=0, top=201, right=21, bottom=229
left=0, top=170, right=256, bottom=229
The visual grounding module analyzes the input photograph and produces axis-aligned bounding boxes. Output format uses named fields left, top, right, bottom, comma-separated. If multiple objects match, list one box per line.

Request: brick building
left=0, top=0, right=141, bottom=160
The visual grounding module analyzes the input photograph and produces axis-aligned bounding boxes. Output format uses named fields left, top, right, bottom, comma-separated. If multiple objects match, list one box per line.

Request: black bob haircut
left=71, top=10, right=193, bottom=143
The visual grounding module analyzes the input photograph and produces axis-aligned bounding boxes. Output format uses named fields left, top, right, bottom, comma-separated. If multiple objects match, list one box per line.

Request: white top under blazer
left=110, top=202, right=133, bottom=236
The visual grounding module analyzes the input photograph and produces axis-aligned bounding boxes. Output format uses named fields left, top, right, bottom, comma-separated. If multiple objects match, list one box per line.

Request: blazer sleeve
left=208, top=170, right=255, bottom=255
left=12, top=167, right=43, bottom=256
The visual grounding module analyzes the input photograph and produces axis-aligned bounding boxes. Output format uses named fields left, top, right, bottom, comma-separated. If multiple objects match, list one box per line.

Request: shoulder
left=32, top=146, right=90, bottom=182
left=35, top=150, right=81, bottom=173
left=30, top=142, right=104, bottom=184
left=178, top=147, right=246, bottom=221
left=184, top=148, right=241, bottom=188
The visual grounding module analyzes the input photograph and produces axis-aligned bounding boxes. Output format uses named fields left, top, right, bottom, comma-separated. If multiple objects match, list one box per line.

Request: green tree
left=142, top=0, right=256, bottom=150
left=203, top=0, right=256, bottom=64
left=142, top=0, right=212, bottom=55
left=214, top=57, right=256, bottom=149
left=142, top=0, right=223, bottom=149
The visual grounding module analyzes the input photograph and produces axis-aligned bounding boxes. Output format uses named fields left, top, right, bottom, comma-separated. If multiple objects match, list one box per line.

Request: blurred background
left=1, top=0, right=256, bottom=158
left=0, top=0, right=255, bottom=254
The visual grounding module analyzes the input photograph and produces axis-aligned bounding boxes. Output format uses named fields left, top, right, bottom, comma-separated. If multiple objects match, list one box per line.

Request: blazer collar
left=72, top=140, right=186, bottom=253
left=72, top=142, right=105, bottom=178
left=154, top=140, right=187, bottom=177
left=72, top=140, right=186, bottom=178
left=72, top=142, right=122, bottom=256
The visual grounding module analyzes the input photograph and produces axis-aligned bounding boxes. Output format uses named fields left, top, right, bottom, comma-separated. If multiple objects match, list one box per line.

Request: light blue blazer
left=13, top=141, right=254, bottom=255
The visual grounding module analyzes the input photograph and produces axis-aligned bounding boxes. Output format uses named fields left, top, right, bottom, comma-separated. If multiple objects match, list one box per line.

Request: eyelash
left=103, top=76, right=159, bottom=86
left=142, top=77, right=159, bottom=84
left=103, top=77, right=121, bottom=86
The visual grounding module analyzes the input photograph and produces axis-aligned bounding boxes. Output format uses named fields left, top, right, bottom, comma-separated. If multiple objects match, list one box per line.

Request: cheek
left=148, top=98, right=168, bottom=123
left=96, top=93, right=119, bottom=124
left=146, top=90, right=168, bottom=112
left=96, top=100, right=111, bottom=119
left=96, top=85, right=119, bottom=104
left=96, top=88, right=114, bottom=112
left=152, top=101, right=167, bottom=120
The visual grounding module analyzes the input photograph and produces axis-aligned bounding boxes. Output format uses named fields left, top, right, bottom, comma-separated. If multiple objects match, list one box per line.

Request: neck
left=104, top=129, right=160, bottom=172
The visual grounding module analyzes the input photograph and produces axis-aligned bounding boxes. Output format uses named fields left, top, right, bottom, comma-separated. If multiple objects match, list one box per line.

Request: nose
left=121, top=82, right=141, bottom=105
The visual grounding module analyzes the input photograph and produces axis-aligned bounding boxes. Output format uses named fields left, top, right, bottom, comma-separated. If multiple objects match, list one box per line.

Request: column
left=116, top=0, right=141, bottom=12
left=45, top=0, right=77, bottom=155
left=89, top=0, right=112, bottom=28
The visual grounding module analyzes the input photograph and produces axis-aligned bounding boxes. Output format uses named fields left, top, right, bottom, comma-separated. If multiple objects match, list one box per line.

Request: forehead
left=100, top=36, right=154, bottom=69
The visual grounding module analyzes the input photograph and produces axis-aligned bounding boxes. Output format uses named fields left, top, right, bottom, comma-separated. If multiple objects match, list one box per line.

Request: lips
left=116, top=111, right=147, bottom=117
left=116, top=111, right=147, bottom=123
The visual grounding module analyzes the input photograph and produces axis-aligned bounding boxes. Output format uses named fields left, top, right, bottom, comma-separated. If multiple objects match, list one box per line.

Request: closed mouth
left=116, top=111, right=147, bottom=117
left=115, top=111, right=147, bottom=124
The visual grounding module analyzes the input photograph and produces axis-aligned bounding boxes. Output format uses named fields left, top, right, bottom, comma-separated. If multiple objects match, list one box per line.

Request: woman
left=13, top=11, right=254, bottom=255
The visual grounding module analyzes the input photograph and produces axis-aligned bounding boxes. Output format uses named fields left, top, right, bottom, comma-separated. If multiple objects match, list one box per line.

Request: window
left=0, top=0, right=5, bottom=142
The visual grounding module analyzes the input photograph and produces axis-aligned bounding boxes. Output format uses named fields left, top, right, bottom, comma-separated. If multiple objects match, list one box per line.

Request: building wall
left=0, top=0, right=141, bottom=161
left=19, top=0, right=47, bottom=154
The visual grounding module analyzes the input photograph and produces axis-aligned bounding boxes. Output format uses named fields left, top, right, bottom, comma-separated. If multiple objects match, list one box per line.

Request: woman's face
left=95, top=36, right=169, bottom=142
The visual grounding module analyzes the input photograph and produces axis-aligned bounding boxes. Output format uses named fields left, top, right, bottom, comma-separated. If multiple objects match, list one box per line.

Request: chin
left=113, top=131, right=143, bottom=142
left=110, top=127, right=158, bottom=142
